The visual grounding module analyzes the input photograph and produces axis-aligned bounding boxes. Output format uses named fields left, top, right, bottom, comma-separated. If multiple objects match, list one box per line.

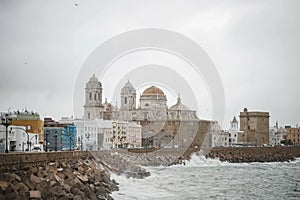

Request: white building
left=228, top=116, right=241, bottom=146
left=0, top=125, right=39, bottom=152
left=210, top=123, right=230, bottom=147
left=269, top=121, right=286, bottom=146
left=74, top=119, right=104, bottom=150
left=211, top=131, right=230, bottom=147
left=74, top=118, right=142, bottom=150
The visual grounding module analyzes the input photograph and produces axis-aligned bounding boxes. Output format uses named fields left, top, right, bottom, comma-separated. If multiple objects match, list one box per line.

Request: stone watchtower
left=84, top=74, right=103, bottom=120
left=239, top=108, right=270, bottom=146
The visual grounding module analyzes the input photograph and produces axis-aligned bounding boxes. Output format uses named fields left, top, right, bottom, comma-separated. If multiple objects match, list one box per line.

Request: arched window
left=89, top=92, right=92, bottom=100
left=125, top=97, right=127, bottom=104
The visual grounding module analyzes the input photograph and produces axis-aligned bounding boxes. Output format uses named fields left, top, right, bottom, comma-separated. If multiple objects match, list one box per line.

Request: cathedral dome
left=89, top=74, right=99, bottom=83
left=121, top=80, right=135, bottom=94
left=142, top=86, right=165, bottom=96
left=124, top=80, right=134, bottom=89
left=86, top=74, right=102, bottom=88
left=169, top=97, right=190, bottom=111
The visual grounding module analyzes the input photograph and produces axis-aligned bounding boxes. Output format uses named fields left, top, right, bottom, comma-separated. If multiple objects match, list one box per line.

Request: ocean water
left=111, top=155, right=300, bottom=200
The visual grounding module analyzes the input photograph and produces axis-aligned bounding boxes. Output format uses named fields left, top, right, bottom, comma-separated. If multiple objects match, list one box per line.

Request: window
left=144, top=113, right=148, bottom=120
left=88, top=113, right=90, bottom=119
left=98, top=93, right=101, bottom=100
left=125, top=97, right=127, bottom=104
left=89, top=92, right=92, bottom=100
left=94, top=93, right=97, bottom=100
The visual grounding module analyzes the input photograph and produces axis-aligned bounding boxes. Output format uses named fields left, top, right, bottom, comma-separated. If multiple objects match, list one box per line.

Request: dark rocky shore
left=0, top=156, right=119, bottom=200
left=206, top=146, right=300, bottom=163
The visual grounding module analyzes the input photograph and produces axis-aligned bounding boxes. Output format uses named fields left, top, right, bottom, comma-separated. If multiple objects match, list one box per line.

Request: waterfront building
left=0, top=110, right=44, bottom=152
left=286, top=127, right=300, bottom=146
left=44, top=127, right=64, bottom=151
left=239, top=108, right=270, bottom=146
left=4, top=110, right=44, bottom=144
left=269, top=121, right=286, bottom=146
left=0, top=125, right=39, bottom=152
left=44, top=117, right=77, bottom=150
left=228, top=116, right=243, bottom=146
left=74, top=118, right=142, bottom=150
left=210, top=123, right=229, bottom=147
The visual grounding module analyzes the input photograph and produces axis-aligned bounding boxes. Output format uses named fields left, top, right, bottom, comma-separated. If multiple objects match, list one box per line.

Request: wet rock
left=29, top=190, right=41, bottom=199
left=30, top=174, right=41, bottom=184
left=0, top=180, right=9, bottom=191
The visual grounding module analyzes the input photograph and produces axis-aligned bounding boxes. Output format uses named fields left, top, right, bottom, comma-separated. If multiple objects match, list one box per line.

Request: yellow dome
left=142, top=86, right=164, bottom=96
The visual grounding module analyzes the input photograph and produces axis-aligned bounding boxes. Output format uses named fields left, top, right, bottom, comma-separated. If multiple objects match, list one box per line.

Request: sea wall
left=206, top=146, right=300, bottom=163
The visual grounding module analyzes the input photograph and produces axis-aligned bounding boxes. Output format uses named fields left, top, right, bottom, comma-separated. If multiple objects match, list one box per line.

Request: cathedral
left=83, top=74, right=218, bottom=155
left=83, top=75, right=199, bottom=122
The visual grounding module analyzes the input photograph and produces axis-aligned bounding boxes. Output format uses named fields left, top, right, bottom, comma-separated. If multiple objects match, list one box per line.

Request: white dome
left=169, top=97, right=189, bottom=111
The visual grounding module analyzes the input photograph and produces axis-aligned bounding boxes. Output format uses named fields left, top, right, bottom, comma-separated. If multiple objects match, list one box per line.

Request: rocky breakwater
left=91, top=152, right=151, bottom=179
left=108, top=149, right=184, bottom=167
left=0, top=157, right=119, bottom=200
left=206, top=146, right=300, bottom=163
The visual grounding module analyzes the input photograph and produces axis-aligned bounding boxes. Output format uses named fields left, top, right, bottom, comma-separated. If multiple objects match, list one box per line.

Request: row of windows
left=289, top=130, right=300, bottom=133
left=89, top=92, right=101, bottom=101
left=84, top=126, right=97, bottom=131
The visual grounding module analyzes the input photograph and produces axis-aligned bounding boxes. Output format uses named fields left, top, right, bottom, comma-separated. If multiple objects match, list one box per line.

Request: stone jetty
left=206, top=146, right=300, bottom=163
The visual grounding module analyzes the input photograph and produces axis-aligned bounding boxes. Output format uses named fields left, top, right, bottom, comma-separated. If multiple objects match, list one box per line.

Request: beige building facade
left=239, top=108, right=270, bottom=146
left=286, top=127, right=300, bottom=145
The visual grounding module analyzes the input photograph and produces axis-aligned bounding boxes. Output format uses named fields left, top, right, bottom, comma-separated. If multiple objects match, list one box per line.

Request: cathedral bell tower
left=84, top=74, right=103, bottom=119
left=120, top=80, right=136, bottom=110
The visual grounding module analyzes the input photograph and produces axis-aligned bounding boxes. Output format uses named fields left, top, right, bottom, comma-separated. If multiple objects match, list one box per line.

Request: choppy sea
left=111, top=155, right=300, bottom=200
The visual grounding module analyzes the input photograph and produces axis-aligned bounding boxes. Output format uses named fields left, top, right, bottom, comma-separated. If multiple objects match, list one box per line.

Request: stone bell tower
left=84, top=74, right=103, bottom=119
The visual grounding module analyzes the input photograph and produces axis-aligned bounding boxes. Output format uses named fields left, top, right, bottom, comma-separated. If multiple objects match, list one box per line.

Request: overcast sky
left=0, top=0, right=299, bottom=128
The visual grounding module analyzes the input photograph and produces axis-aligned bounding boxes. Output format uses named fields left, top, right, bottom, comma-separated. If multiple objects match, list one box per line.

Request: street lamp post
left=80, top=135, right=83, bottom=151
left=45, top=130, right=49, bottom=152
left=1, top=114, right=12, bottom=153
left=69, top=129, right=72, bottom=151
left=26, top=132, right=29, bottom=151
left=30, top=135, right=37, bottom=150
left=54, top=131, right=58, bottom=151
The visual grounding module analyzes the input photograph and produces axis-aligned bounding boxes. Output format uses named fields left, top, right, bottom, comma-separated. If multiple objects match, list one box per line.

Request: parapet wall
left=0, top=151, right=92, bottom=171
